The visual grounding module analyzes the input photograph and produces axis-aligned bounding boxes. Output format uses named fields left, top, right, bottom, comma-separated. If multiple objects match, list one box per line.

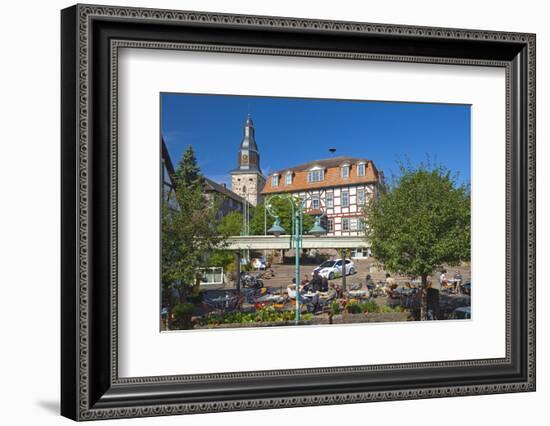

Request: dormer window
left=307, top=167, right=324, bottom=183
left=272, top=174, right=279, bottom=187
left=357, top=162, right=366, bottom=177
left=341, top=164, right=350, bottom=178
left=285, top=172, right=292, bottom=185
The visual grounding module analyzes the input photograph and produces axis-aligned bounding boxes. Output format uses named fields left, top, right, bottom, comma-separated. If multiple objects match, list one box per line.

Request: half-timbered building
left=261, top=157, right=383, bottom=256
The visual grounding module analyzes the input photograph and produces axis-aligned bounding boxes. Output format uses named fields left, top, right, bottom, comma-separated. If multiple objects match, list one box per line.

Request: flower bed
left=191, top=300, right=412, bottom=329
left=335, top=311, right=411, bottom=323
left=194, top=319, right=314, bottom=329
left=194, top=306, right=313, bottom=328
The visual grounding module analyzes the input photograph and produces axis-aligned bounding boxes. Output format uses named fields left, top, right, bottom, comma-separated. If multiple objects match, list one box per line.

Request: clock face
left=241, top=154, right=249, bottom=164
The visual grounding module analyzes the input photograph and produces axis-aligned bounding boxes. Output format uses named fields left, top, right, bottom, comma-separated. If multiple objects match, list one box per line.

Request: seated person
left=320, top=276, right=329, bottom=292
left=318, top=283, right=338, bottom=311
left=301, top=275, right=313, bottom=293
left=310, top=270, right=323, bottom=292
left=349, top=281, right=362, bottom=291
left=288, top=278, right=304, bottom=298
left=326, top=282, right=338, bottom=299
left=384, top=273, right=397, bottom=296
left=403, top=281, right=414, bottom=295
left=300, top=285, right=320, bottom=313
left=365, top=274, right=375, bottom=290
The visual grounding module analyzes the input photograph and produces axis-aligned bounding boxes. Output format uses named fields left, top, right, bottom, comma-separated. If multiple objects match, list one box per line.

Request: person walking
left=439, top=269, right=448, bottom=291
left=453, top=270, right=464, bottom=294
left=426, top=281, right=440, bottom=320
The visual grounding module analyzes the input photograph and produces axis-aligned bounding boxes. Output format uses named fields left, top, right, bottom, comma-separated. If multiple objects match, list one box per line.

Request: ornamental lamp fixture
left=308, top=216, right=327, bottom=237
left=268, top=216, right=286, bottom=237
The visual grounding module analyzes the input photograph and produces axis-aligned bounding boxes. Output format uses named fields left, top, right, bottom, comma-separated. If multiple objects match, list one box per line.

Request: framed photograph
left=61, top=4, right=536, bottom=421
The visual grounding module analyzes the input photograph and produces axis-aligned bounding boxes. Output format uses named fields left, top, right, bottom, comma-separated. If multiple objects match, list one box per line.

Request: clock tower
left=231, top=114, right=266, bottom=206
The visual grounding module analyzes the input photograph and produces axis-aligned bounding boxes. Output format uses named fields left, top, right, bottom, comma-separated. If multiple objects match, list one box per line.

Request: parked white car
left=312, top=259, right=356, bottom=280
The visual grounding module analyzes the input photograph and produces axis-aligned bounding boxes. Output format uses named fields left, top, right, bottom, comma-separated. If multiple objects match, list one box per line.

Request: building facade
left=230, top=114, right=266, bottom=207
left=261, top=157, right=383, bottom=242
left=204, top=177, right=244, bottom=220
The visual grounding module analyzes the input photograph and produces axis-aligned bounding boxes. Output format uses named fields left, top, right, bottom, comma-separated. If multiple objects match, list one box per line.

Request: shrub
left=360, top=300, right=380, bottom=313
left=199, top=305, right=315, bottom=327
left=346, top=302, right=362, bottom=314
left=172, top=302, right=194, bottom=317
left=172, top=303, right=195, bottom=329
left=330, top=300, right=341, bottom=316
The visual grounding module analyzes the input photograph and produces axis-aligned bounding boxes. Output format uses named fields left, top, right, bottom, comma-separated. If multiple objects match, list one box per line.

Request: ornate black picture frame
left=61, top=4, right=535, bottom=421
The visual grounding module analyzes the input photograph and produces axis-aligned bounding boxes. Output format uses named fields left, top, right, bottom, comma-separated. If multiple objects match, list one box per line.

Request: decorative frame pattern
left=61, top=4, right=535, bottom=421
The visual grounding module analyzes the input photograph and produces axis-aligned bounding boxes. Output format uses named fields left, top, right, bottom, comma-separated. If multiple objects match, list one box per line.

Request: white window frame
left=357, top=188, right=365, bottom=206
left=341, top=165, right=350, bottom=178
left=327, top=218, right=334, bottom=233
left=357, top=163, right=366, bottom=177
left=358, top=218, right=366, bottom=231
left=326, top=192, right=334, bottom=208
left=307, top=169, right=324, bottom=183
left=342, top=217, right=350, bottom=231
left=312, top=192, right=320, bottom=209
left=272, top=174, right=279, bottom=187
left=342, top=190, right=349, bottom=208
left=198, top=267, right=224, bottom=285
left=285, top=172, right=292, bottom=185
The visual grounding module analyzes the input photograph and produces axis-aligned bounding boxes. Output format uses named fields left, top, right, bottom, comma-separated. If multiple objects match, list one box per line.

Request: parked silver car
left=312, top=259, right=356, bottom=280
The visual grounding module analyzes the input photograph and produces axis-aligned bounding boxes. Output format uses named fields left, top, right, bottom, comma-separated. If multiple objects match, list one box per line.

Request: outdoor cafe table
left=208, top=295, right=239, bottom=311
left=347, top=290, right=370, bottom=299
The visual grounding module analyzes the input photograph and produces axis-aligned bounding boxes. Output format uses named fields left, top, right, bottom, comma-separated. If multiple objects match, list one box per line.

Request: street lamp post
left=266, top=194, right=326, bottom=324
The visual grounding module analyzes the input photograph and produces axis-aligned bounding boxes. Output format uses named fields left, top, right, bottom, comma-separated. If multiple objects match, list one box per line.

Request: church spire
left=234, top=114, right=261, bottom=173
left=240, top=114, right=259, bottom=153
left=230, top=114, right=266, bottom=207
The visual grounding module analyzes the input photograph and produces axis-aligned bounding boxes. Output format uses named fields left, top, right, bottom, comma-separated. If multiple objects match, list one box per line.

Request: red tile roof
left=262, top=156, right=380, bottom=194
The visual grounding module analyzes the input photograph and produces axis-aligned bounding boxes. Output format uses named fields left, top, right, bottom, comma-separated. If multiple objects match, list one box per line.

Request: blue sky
left=161, top=93, right=471, bottom=186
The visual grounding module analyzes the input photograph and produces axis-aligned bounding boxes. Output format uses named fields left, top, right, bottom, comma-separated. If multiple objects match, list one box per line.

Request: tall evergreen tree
left=161, top=146, right=222, bottom=329
left=174, top=145, right=203, bottom=190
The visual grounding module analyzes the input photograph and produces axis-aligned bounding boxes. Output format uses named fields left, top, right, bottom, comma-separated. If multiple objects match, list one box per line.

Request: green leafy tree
left=365, top=163, right=470, bottom=320
left=250, top=198, right=314, bottom=237
left=217, top=211, right=243, bottom=237
left=161, top=146, right=222, bottom=329
left=209, top=212, right=243, bottom=271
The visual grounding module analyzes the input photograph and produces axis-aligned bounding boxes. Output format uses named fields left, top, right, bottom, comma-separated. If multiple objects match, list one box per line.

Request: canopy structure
left=223, top=235, right=370, bottom=250
left=215, top=236, right=370, bottom=291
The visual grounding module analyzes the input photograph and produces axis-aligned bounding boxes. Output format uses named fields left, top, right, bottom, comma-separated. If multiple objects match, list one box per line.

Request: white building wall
left=281, top=182, right=377, bottom=237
